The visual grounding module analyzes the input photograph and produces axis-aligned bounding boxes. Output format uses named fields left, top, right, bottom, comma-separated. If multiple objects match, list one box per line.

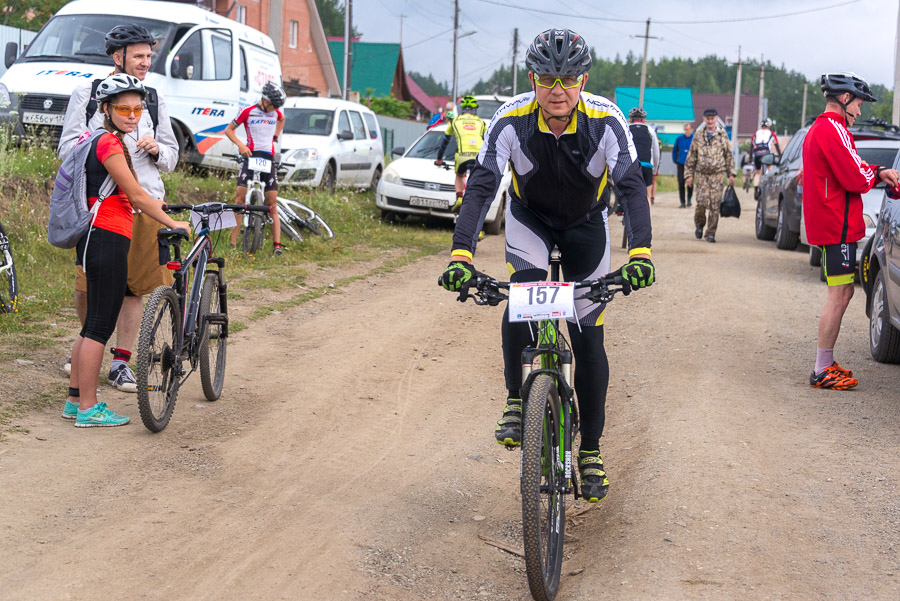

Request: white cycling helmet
left=95, top=73, right=146, bottom=103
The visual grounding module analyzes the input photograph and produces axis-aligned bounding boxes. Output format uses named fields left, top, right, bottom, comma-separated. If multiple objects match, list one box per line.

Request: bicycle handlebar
left=163, top=202, right=271, bottom=214
left=462, top=271, right=631, bottom=306
left=222, top=153, right=292, bottom=170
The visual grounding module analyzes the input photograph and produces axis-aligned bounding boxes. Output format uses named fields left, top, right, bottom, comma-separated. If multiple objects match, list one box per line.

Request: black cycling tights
left=502, top=309, right=609, bottom=452
left=77, top=227, right=130, bottom=345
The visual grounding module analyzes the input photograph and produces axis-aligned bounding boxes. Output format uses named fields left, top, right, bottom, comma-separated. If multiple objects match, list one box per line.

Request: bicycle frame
left=518, top=251, right=579, bottom=496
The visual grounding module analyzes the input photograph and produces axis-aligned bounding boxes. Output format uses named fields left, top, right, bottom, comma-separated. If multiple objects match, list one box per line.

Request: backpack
left=85, top=79, right=159, bottom=136
left=47, top=130, right=118, bottom=250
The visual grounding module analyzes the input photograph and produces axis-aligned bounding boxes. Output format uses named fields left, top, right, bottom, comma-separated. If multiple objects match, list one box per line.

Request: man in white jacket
left=58, top=24, right=179, bottom=393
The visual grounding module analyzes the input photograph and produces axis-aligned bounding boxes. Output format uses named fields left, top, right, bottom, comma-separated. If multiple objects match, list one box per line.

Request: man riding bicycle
left=751, top=118, right=780, bottom=197
left=435, top=95, right=487, bottom=213
left=439, top=28, right=654, bottom=504
left=226, top=82, right=286, bottom=255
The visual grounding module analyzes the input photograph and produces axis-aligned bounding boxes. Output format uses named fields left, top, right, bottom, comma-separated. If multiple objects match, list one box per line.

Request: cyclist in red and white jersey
left=226, top=82, right=286, bottom=254
left=751, top=119, right=781, bottom=196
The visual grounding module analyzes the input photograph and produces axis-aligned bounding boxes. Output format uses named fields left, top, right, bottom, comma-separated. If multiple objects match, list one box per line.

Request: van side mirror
left=338, top=130, right=354, bottom=141
left=761, top=153, right=778, bottom=166
left=5, top=42, right=17, bottom=69
left=391, top=146, right=405, bottom=156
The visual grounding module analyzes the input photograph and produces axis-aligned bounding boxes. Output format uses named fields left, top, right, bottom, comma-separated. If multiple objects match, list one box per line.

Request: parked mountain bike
left=0, top=219, right=18, bottom=314
left=135, top=202, right=270, bottom=432
left=461, top=250, right=630, bottom=601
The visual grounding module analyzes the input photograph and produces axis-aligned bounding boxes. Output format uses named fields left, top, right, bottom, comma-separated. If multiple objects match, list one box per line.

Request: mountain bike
left=275, top=193, right=334, bottom=242
left=461, top=252, right=630, bottom=601
left=135, top=202, right=270, bottom=432
left=0, top=219, right=18, bottom=314
left=227, top=154, right=273, bottom=254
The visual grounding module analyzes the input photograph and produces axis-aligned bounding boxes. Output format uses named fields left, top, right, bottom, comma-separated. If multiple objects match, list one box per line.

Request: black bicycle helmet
left=105, top=24, right=156, bottom=55
left=262, top=82, right=286, bottom=109
left=629, top=107, right=647, bottom=120
left=820, top=72, right=877, bottom=102
left=525, top=29, right=592, bottom=77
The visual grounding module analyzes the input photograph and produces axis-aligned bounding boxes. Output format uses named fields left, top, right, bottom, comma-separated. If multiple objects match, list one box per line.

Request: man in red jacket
left=802, top=73, right=899, bottom=389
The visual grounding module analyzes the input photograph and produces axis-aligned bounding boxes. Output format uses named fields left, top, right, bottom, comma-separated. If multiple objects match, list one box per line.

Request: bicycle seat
left=157, top=229, right=191, bottom=244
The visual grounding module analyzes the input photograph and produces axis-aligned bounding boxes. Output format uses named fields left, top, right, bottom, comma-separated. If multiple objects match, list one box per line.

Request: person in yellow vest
left=435, top=95, right=487, bottom=212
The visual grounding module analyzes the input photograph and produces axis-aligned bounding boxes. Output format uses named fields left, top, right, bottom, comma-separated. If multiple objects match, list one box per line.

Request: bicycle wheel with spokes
left=277, top=205, right=304, bottom=242
left=0, top=222, right=18, bottom=314
left=136, top=286, right=182, bottom=432
left=522, top=373, right=565, bottom=601
left=283, top=198, right=334, bottom=239
left=198, top=272, right=227, bottom=400
left=243, top=189, right=265, bottom=254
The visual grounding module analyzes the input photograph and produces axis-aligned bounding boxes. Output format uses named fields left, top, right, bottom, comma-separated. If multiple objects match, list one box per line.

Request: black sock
left=580, top=439, right=599, bottom=453
left=68, top=387, right=80, bottom=398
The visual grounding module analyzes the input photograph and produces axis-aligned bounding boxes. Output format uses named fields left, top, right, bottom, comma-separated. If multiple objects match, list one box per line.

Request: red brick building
left=213, top=0, right=340, bottom=97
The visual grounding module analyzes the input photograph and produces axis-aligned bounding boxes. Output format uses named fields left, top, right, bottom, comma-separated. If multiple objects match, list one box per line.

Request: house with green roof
left=614, top=87, right=695, bottom=145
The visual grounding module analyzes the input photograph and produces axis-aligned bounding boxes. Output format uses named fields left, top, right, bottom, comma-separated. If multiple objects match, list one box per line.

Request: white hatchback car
left=278, top=97, right=384, bottom=192
left=375, top=127, right=509, bottom=234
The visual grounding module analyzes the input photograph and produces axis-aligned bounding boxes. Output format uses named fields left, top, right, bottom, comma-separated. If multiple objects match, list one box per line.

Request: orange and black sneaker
left=809, top=364, right=858, bottom=390
left=829, top=361, right=853, bottom=378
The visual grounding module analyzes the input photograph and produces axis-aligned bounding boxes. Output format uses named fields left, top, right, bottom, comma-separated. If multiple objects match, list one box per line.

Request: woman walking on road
left=62, top=74, right=189, bottom=427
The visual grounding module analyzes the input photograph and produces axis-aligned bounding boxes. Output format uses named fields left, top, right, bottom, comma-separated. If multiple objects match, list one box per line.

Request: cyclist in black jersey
left=439, top=28, right=654, bottom=503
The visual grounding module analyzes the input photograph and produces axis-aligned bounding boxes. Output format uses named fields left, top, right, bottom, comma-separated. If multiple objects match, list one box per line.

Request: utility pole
left=342, top=0, right=352, bottom=100
left=757, top=54, right=765, bottom=125
left=731, top=46, right=742, bottom=158
left=801, top=82, right=808, bottom=127
left=893, top=0, right=900, bottom=125
left=399, top=14, right=405, bottom=46
left=451, top=0, right=459, bottom=106
left=636, top=18, right=659, bottom=108
left=512, top=28, right=519, bottom=96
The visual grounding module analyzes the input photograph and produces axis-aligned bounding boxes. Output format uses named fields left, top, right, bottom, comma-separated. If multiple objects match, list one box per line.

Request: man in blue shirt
left=672, top=123, right=694, bottom=207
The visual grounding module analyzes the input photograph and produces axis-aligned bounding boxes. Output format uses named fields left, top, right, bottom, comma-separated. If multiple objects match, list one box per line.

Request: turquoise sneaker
left=61, top=399, right=79, bottom=420
left=74, top=402, right=130, bottom=428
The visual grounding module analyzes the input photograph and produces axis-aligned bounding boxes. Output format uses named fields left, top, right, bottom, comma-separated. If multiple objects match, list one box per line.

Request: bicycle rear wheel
left=0, top=222, right=18, bottom=314
left=522, top=373, right=565, bottom=601
left=243, top=189, right=265, bottom=254
left=198, top=272, right=227, bottom=401
left=136, top=286, right=181, bottom=432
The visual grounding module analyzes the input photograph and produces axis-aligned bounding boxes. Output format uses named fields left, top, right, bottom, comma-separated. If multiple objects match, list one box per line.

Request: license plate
left=22, top=112, right=65, bottom=126
left=248, top=157, right=272, bottom=172
left=409, top=196, right=449, bottom=209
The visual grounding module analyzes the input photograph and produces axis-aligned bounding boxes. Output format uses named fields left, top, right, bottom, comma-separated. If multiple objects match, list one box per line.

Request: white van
left=0, top=0, right=281, bottom=169
left=279, top=96, right=384, bottom=192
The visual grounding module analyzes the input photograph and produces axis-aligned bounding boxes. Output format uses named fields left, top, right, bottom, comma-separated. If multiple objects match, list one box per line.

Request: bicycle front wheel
left=136, top=286, right=182, bottom=432
left=0, top=222, right=18, bottom=314
left=243, top=189, right=265, bottom=254
left=198, top=272, right=227, bottom=401
left=522, top=374, right=565, bottom=601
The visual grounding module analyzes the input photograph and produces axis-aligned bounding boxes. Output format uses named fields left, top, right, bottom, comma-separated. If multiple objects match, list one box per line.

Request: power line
left=471, top=0, right=862, bottom=24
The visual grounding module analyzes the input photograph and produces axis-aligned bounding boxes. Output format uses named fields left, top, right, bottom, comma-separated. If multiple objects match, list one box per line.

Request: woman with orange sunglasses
left=63, top=73, right=190, bottom=428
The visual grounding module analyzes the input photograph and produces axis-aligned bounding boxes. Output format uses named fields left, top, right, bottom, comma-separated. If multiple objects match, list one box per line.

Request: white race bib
left=248, top=157, right=272, bottom=172
left=189, top=209, right=237, bottom=232
left=508, top=282, right=575, bottom=323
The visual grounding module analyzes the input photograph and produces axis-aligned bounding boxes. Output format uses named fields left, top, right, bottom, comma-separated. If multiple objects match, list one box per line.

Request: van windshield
left=20, top=14, right=174, bottom=71
left=283, top=108, right=334, bottom=136
left=476, top=100, right=505, bottom=120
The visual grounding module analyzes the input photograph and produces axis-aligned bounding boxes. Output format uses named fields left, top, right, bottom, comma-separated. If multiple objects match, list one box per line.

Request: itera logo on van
left=36, top=70, right=94, bottom=78
left=192, top=107, right=227, bottom=117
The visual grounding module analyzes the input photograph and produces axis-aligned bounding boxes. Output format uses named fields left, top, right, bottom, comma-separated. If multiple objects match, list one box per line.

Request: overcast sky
left=353, top=0, right=896, bottom=93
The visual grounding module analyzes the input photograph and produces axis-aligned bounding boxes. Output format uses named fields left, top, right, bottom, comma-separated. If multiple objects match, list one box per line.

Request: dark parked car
left=756, top=119, right=900, bottom=256
left=862, top=170, right=900, bottom=363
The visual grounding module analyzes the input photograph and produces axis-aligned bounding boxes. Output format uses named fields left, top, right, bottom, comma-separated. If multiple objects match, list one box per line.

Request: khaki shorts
left=75, top=212, right=173, bottom=296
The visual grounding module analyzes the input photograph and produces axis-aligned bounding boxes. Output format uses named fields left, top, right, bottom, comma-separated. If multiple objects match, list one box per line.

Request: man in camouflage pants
left=685, top=108, right=736, bottom=243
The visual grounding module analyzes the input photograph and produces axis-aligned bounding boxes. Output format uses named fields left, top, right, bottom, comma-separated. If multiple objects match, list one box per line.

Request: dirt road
left=1, top=190, right=898, bottom=600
